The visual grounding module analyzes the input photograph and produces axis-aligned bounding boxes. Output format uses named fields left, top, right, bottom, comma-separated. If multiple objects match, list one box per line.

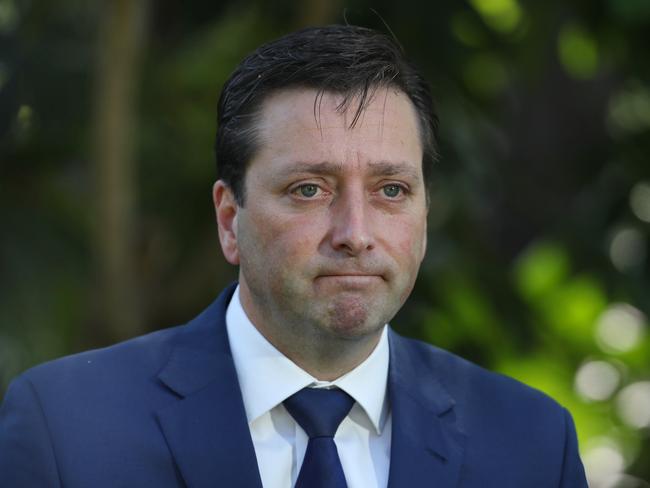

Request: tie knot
left=284, top=388, right=355, bottom=438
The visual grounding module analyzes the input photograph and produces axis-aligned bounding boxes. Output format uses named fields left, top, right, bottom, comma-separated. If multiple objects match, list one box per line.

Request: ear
left=213, top=180, right=240, bottom=265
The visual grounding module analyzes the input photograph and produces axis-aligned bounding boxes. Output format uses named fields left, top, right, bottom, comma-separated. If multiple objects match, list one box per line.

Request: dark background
left=1, top=1, right=649, bottom=485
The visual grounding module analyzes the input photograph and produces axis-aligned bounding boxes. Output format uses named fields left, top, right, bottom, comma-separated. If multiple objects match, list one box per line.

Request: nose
left=329, top=188, right=375, bottom=256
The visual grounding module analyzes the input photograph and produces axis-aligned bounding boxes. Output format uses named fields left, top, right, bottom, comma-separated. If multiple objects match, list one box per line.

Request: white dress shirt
left=225, top=286, right=392, bottom=488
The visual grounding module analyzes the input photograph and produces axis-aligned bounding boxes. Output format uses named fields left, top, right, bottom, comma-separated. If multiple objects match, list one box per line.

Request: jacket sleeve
left=559, top=407, right=588, bottom=487
left=0, top=375, right=62, bottom=487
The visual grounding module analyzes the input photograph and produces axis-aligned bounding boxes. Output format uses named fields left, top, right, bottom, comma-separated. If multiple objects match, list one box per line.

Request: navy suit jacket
left=0, top=284, right=587, bottom=487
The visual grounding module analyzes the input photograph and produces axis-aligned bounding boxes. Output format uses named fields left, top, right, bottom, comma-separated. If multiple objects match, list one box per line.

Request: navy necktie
left=284, top=388, right=355, bottom=488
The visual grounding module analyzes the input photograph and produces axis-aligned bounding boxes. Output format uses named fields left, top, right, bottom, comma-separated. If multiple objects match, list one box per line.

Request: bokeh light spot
left=469, top=0, right=523, bottom=34
left=616, top=381, right=650, bottom=429
left=514, top=241, right=570, bottom=300
left=462, top=53, right=508, bottom=97
left=583, top=437, right=626, bottom=486
left=451, top=12, right=484, bottom=47
left=16, top=104, right=34, bottom=134
left=543, top=276, right=607, bottom=341
left=609, top=227, right=646, bottom=273
left=599, top=473, right=650, bottom=488
left=575, top=360, right=621, bottom=401
left=608, top=82, right=650, bottom=136
left=629, top=181, right=650, bottom=223
left=558, top=24, right=599, bottom=79
left=0, top=0, right=18, bottom=34
left=595, top=303, right=646, bottom=354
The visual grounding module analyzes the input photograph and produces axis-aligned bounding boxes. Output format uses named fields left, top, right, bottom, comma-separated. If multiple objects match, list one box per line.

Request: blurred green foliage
left=1, top=0, right=649, bottom=484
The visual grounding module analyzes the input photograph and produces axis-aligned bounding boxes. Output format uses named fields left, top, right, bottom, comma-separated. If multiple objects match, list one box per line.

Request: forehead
left=251, top=87, right=423, bottom=172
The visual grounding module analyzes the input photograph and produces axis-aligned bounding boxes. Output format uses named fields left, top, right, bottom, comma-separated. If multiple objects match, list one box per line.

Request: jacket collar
left=156, top=283, right=465, bottom=488
left=387, top=330, right=467, bottom=488
left=156, top=283, right=263, bottom=488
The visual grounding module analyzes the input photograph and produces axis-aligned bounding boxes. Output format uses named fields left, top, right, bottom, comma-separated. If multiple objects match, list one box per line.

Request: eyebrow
left=276, top=160, right=421, bottom=181
left=368, top=161, right=421, bottom=180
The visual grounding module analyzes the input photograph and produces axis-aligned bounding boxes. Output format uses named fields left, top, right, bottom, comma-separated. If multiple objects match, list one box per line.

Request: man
left=0, top=25, right=587, bottom=487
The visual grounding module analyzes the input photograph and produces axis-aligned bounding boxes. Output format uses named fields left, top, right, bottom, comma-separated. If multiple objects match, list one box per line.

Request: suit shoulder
left=393, top=333, right=580, bottom=479
left=396, top=334, right=565, bottom=413
left=18, top=324, right=186, bottom=392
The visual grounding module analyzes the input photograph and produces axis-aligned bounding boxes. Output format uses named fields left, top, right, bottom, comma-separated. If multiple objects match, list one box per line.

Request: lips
left=319, top=274, right=381, bottom=278
left=315, top=274, right=385, bottom=286
left=316, top=264, right=389, bottom=282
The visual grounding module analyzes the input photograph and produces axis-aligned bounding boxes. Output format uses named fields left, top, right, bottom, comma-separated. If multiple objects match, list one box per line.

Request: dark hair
left=215, top=24, right=438, bottom=205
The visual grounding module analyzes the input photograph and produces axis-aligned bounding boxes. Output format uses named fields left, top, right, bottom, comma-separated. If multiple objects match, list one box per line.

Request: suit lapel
left=155, top=285, right=263, bottom=488
left=387, top=331, right=466, bottom=488
left=152, top=285, right=465, bottom=488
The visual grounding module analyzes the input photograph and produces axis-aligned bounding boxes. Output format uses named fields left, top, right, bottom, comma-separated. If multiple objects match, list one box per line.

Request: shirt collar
left=226, top=285, right=390, bottom=435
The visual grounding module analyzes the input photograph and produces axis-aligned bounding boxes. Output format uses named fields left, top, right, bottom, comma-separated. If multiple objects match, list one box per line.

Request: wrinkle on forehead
left=254, top=88, right=423, bottom=174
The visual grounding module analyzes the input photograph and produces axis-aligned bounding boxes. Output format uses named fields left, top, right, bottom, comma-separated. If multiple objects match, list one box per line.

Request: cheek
left=248, top=210, right=323, bottom=258
left=382, top=216, right=426, bottom=263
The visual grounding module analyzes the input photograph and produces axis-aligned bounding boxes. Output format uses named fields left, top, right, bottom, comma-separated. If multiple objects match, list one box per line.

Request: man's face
left=216, top=87, right=427, bottom=350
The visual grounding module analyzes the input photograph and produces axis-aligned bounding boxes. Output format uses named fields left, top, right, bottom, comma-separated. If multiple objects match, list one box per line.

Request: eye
left=296, top=184, right=319, bottom=198
left=382, top=184, right=403, bottom=198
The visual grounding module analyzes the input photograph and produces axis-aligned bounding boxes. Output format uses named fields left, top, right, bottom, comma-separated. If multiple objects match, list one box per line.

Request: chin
left=324, top=300, right=386, bottom=339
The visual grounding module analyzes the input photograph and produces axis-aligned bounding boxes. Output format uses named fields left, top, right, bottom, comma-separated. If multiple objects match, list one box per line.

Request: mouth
left=315, top=274, right=385, bottom=285
left=319, top=273, right=382, bottom=277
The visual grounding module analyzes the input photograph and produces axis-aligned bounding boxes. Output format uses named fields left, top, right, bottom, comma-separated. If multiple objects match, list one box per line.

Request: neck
left=239, top=286, right=383, bottom=381
left=267, top=328, right=383, bottom=381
